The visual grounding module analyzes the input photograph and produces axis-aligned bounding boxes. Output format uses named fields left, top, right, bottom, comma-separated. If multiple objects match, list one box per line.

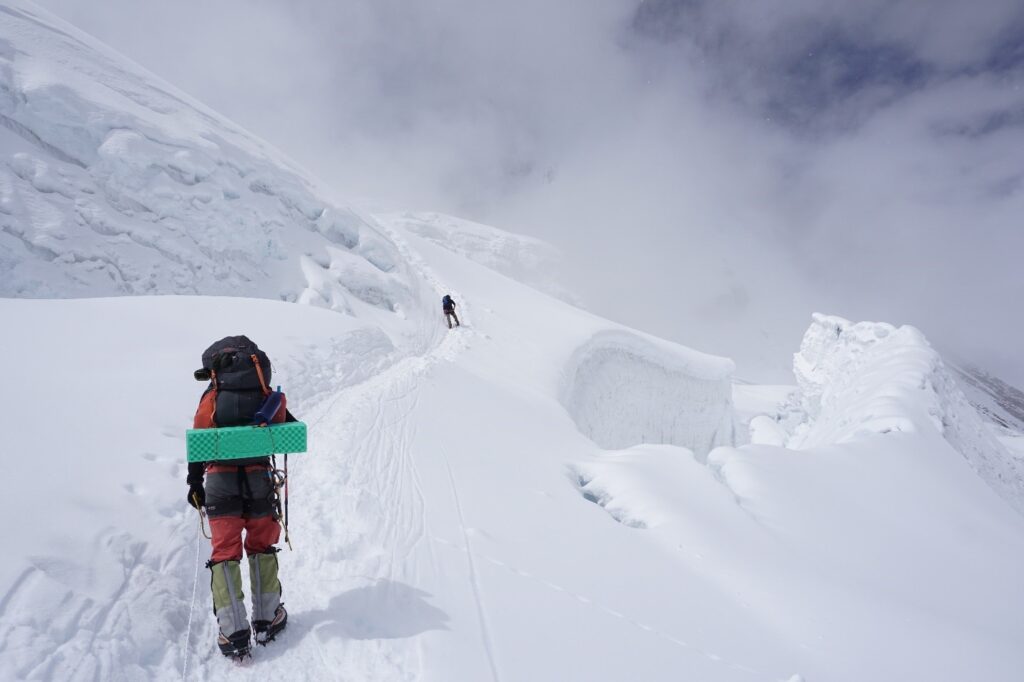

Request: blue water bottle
left=254, top=386, right=284, bottom=425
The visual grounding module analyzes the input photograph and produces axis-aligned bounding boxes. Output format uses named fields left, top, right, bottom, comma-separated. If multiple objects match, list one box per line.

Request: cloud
left=31, top=0, right=1024, bottom=383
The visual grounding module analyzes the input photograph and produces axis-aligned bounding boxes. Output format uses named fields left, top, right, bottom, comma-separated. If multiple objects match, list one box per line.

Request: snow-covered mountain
left=953, top=364, right=1024, bottom=434
left=2, top=3, right=1023, bottom=681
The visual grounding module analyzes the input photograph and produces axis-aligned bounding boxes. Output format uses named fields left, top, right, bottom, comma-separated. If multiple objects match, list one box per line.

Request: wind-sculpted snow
left=561, top=330, right=735, bottom=458
left=0, top=1, right=422, bottom=320
left=791, top=313, right=1024, bottom=513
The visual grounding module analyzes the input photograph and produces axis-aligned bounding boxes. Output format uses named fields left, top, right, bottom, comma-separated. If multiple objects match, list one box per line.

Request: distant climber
left=443, top=294, right=461, bottom=329
left=188, top=335, right=292, bottom=659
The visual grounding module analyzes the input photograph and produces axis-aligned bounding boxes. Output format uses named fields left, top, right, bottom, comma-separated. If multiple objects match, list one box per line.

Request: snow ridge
left=791, top=313, right=1024, bottom=513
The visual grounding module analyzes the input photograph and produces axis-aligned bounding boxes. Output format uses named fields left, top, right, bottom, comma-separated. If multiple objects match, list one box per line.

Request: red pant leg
left=209, top=515, right=246, bottom=563
left=243, top=515, right=281, bottom=555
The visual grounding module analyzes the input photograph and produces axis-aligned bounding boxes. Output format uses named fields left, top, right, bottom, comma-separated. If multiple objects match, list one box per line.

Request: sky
left=33, top=0, right=1024, bottom=383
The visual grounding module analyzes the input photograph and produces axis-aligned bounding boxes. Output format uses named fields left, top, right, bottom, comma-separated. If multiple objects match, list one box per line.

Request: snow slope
left=4, top=229, right=1023, bottom=681
left=0, top=237, right=747, bottom=680
left=377, top=211, right=576, bottom=304
left=0, top=0, right=429, bottom=338
left=2, top=3, right=1024, bottom=681
left=0, top=296, right=407, bottom=679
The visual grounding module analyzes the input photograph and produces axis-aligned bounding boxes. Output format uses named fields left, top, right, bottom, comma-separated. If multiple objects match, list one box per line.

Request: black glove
left=188, top=484, right=205, bottom=509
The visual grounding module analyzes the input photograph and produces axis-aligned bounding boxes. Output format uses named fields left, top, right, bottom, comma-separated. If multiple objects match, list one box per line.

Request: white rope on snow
left=181, top=520, right=204, bottom=681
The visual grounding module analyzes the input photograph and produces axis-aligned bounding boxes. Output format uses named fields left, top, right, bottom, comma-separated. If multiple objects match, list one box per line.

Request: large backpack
left=194, top=335, right=284, bottom=428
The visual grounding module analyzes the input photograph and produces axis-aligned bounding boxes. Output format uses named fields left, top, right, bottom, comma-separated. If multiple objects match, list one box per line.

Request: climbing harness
left=271, top=454, right=292, bottom=550
left=193, top=491, right=211, bottom=540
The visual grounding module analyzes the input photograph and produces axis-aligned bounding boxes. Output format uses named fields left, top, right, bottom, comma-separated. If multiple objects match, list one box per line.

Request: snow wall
left=0, top=2, right=419, bottom=317
left=561, top=330, right=735, bottom=459
left=791, top=313, right=1024, bottom=513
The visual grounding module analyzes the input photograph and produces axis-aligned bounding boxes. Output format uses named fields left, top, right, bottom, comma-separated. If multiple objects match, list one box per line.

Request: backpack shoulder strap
left=193, top=384, right=218, bottom=428
left=251, top=354, right=271, bottom=396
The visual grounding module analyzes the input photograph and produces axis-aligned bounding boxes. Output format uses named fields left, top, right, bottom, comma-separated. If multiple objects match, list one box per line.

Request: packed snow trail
left=176, top=223, right=772, bottom=681
left=0, top=291, right=452, bottom=681
left=179, top=224, right=466, bottom=679
left=188, top=340, right=460, bottom=679
left=292, top=228, right=778, bottom=679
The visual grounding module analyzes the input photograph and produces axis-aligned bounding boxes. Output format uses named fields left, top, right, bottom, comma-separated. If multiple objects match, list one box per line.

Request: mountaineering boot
left=217, top=628, right=252, bottom=659
left=254, top=603, right=288, bottom=644
left=209, top=559, right=251, bottom=657
left=249, top=550, right=286, bottom=644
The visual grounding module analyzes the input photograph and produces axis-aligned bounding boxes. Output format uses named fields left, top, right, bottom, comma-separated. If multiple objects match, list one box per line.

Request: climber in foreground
left=443, top=293, right=461, bottom=329
left=187, top=335, right=292, bottom=659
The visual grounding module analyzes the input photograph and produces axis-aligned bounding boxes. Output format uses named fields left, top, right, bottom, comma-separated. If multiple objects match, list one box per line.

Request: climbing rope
left=284, top=454, right=291, bottom=549
left=181, top=517, right=204, bottom=681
